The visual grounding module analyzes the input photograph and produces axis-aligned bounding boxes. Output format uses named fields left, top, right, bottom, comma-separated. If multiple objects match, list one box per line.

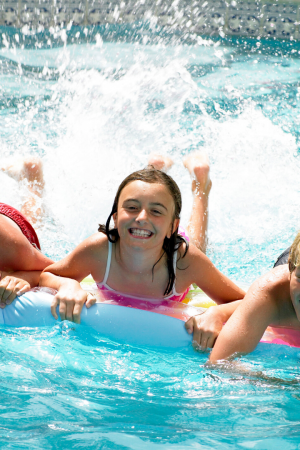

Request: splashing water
left=1, top=40, right=299, bottom=280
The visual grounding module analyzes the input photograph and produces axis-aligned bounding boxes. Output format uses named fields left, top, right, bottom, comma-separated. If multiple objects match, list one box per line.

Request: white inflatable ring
left=2, top=289, right=299, bottom=349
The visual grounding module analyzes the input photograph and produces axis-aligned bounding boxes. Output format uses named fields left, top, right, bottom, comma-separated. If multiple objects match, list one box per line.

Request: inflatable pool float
left=0, top=279, right=299, bottom=349
left=0, top=287, right=202, bottom=349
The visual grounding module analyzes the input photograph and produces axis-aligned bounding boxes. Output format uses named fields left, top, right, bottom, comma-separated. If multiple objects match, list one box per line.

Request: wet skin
left=290, top=265, right=300, bottom=321
left=0, top=214, right=52, bottom=272
left=0, top=213, right=53, bottom=306
left=209, top=265, right=300, bottom=363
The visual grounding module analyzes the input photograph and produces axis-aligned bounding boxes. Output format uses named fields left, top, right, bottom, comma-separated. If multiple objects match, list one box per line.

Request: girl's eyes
left=125, top=206, right=162, bottom=215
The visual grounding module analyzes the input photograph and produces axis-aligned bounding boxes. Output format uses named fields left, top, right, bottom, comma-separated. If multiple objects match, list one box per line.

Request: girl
left=0, top=157, right=53, bottom=306
left=209, top=232, right=300, bottom=363
left=39, top=152, right=245, bottom=330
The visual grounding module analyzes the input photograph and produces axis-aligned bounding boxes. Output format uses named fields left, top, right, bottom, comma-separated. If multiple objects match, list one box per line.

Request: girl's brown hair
left=98, top=167, right=188, bottom=295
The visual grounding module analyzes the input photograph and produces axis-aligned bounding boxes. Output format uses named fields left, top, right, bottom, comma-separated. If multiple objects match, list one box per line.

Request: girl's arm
left=182, top=244, right=246, bottom=303
left=39, top=234, right=106, bottom=323
left=209, top=267, right=288, bottom=363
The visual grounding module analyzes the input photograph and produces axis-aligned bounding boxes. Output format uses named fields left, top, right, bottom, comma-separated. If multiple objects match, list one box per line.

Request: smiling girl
left=39, top=153, right=245, bottom=328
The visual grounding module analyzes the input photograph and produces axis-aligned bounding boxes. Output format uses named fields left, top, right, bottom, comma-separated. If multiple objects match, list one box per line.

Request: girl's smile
left=129, top=228, right=153, bottom=238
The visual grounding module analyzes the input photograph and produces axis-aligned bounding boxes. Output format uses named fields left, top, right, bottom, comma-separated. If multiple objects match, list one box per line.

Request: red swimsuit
left=0, top=203, right=41, bottom=250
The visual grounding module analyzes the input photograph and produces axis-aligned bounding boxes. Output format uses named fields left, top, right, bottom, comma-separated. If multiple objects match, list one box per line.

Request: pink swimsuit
left=96, top=239, right=189, bottom=303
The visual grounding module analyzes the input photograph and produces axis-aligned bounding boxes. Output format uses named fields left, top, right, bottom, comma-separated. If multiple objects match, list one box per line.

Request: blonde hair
left=289, top=231, right=300, bottom=273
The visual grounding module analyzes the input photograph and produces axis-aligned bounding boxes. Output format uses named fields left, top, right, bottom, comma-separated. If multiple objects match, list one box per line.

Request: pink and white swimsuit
left=96, top=239, right=189, bottom=303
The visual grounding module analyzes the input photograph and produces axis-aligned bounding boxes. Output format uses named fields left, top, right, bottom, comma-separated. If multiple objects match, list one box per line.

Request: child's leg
left=148, top=152, right=211, bottom=253
left=183, top=152, right=211, bottom=254
left=0, top=156, right=52, bottom=271
left=148, top=154, right=174, bottom=171
left=1, top=156, right=44, bottom=225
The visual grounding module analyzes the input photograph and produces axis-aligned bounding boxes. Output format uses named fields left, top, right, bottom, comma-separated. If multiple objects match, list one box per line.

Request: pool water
left=1, top=325, right=300, bottom=449
left=1, top=28, right=300, bottom=448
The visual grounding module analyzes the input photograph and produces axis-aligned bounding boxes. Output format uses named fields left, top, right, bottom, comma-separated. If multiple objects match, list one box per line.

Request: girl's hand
left=0, top=272, right=31, bottom=308
left=185, top=306, right=225, bottom=350
left=50, top=282, right=97, bottom=324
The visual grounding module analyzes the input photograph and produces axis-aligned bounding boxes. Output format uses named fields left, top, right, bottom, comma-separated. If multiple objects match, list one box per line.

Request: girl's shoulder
left=76, top=232, right=109, bottom=260
left=176, top=241, right=206, bottom=270
left=76, top=232, right=111, bottom=282
left=84, top=232, right=109, bottom=247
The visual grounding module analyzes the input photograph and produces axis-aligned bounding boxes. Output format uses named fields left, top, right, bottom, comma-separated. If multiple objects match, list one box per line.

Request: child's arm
left=178, top=243, right=245, bottom=348
left=183, top=244, right=246, bottom=303
left=40, top=271, right=92, bottom=323
left=39, top=234, right=106, bottom=323
left=185, top=300, right=242, bottom=349
left=209, top=267, right=288, bottom=362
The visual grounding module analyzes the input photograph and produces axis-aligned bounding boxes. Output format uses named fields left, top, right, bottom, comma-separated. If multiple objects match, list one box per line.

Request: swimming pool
left=1, top=28, right=300, bottom=448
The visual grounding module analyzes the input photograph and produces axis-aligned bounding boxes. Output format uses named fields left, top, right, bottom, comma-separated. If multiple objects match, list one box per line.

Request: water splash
left=0, top=40, right=299, bottom=281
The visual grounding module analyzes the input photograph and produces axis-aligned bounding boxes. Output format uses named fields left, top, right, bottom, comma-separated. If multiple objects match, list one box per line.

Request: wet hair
left=289, top=231, right=300, bottom=273
left=98, top=167, right=188, bottom=295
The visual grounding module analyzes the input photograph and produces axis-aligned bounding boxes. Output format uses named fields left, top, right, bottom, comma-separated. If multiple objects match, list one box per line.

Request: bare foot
left=183, top=151, right=212, bottom=196
left=148, top=154, right=174, bottom=172
left=1, top=156, right=44, bottom=197
left=1, top=156, right=45, bottom=225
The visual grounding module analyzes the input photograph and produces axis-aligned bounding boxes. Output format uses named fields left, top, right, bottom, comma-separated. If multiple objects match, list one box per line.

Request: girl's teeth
left=131, top=229, right=151, bottom=237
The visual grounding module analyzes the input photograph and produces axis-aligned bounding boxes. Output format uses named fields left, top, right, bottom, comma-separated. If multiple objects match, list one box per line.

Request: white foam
left=0, top=41, right=299, bottom=260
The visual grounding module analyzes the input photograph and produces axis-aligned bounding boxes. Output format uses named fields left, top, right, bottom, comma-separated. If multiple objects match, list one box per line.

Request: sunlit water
left=1, top=28, right=300, bottom=448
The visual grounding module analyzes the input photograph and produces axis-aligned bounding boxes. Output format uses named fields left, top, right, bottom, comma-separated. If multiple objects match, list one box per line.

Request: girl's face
left=113, top=180, right=179, bottom=250
left=290, top=266, right=300, bottom=321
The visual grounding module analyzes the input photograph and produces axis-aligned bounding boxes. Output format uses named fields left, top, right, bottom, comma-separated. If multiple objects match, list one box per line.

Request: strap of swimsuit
left=171, top=250, right=178, bottom=295
left=102, top=240, right=112, bottom=285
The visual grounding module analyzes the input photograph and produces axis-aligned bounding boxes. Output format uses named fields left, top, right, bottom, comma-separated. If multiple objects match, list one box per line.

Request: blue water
left=1, top=324, right=300, bottom=449
left=1, top=27, right=300, bottom=448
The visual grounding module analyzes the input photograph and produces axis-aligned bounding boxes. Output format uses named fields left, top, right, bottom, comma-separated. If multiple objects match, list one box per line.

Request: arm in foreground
left=209, top=266, right=289, bottom=363
left=185, top=300, right=242, bottom=349
left=39, top=234, right=104, bottom=323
